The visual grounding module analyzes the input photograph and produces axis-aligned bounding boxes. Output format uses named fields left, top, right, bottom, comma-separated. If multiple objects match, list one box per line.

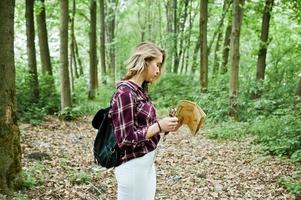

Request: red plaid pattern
left=109, top=81, right=160, bottom=163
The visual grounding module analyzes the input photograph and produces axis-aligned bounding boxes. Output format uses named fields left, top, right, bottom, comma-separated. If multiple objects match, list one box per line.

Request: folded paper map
left=176, top=100, right=206, bottom=135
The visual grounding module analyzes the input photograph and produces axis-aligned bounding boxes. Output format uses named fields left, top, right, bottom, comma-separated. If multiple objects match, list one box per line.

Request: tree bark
left=184, top=1, right=193, bottom=74
left=200, top=0, right=208, bottom=92
left=256, top=0, right=273, bottom=81
left=296, top=75, right=301, bottom=97
left=99, top=0, right=106, bottom=83
left=74, top=36, right=84, bottom=76
left=208, top=0, right=231, bottom=55
left=191, top=36, right=200, bottom=75
left=70, top=0, right=78, bottom=80
left=213, top=0, right=231, bottom=76
left=26, top=0, right=39, bottom=103
left=36, top=0, right=52, bottom=76
left=60, top=0, right=72, bottom=109
left=164, top=0, right=174, bottom=73
left=138, top=9, right=146, bottom=42
left=173, top=0, right=179, bottom=73
left=221, top=23, right=232, bottom=74
left=147, top=0, right=152, bottom=41
left=88, top=0, right=97, bottom=100
left=108, top=0, right=116, bottom=79
left=213, top=32, right=222, bottom=77
left=0, top=0, right=22, bottom=196
left=229, top=0, right=245, bottom=120
left=177, top=0, right=189, bottom=74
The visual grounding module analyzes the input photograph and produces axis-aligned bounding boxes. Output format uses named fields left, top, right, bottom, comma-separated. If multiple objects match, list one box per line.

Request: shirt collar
left=116, top=80, right=140, bottom=92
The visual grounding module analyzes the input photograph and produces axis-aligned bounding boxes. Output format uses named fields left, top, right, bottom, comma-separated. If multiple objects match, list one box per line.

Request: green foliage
left=279, top=171, right=301, bottom=196
left=21, top=162, right=45, bottom=189
left=150, top=73, right=199, bottom=109
left=0, top=193, right=29, bottom=200
left=39, top=74, right=60, bottom=114
left=248, top=114, right=301, bottom=159
left=68, top=170, right=92, bottom=185
left=72, top=77, right=116, bottom=116
left=16, top=65, right=60, bottom=124
left=58, top=106, right=83, bottom=121
left=206, top=121, right=249, bottom=140
left=292, top=150, right=301, bottom=163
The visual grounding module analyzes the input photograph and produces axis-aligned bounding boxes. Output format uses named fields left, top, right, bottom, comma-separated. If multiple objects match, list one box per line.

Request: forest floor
left=19, top=116, right=299, bottom=200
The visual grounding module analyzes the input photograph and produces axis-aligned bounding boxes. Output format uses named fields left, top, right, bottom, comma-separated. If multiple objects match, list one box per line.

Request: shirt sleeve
left=110, top=91, right=149, bottom=151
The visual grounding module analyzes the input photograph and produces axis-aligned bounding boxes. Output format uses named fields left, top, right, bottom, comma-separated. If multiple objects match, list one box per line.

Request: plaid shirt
left=109, top=80, right=160, bottom=163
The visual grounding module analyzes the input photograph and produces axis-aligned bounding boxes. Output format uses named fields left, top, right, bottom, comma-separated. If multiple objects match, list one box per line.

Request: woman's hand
left=158, top=117, right=180, bottom=132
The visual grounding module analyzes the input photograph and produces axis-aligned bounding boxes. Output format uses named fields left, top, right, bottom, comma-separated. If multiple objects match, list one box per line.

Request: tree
left=70, top=0, right=78, bottom=78
left=0, top=0, right=22, bottom=195
left=88, top=0, right=97, bottom=100
left=107, top=0, right=116, bottom=79
left=36, top=0, right=52, bottom=76
left=164, top=0, right=174, bottom=73
left=177, top=0, right=189, bottom=74
left=220, top=22, right=231, bottom=74
left=173, top=0, right=179, bottom=73
left=200, top=0, right=208, bottom=92
left=183, top=0, right=194, bottom=74
left=26, top=0, right=39, bottom=102
left=69, top=0, right=77, bottom=91
left=60, top=0, right=72, bottom=109
left=229, top=0, right=245, bottom=119
left=296, top=75, right=301, bottom=97
left=212, top=0, right=231, bottom=77
left=99, top=0, right=106, bottom=83
left=255, top=0, right=274, bottom=97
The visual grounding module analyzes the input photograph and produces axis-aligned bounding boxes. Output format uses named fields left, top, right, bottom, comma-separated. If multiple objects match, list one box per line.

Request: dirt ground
left=20, top=116, right=298, bottom=200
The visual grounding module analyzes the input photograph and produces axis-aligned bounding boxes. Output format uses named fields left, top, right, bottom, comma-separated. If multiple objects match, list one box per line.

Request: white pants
left=114, top=150, right=156, bottom=200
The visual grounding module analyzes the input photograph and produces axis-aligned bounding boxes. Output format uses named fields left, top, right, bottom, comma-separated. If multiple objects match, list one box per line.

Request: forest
left=0, top=0, right=301, bottom=199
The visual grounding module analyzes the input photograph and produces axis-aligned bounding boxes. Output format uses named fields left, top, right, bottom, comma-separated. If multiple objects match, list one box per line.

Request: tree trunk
left=164, top=0, right=173, bottom=73
left=88, top=0, right=97, bottom=100
left=184, top=1, right=193, bottom=74
left=177, top=0, right=189, bottom=74
left=213, top=0, right=230, bottom=76
left=69, top=47, right=74, bottom=91
left=99, top=0, right=106, bottom=83
left=229, top=0, right=245, bottom=120
left=147, top=0, right=152, bottom=41
left=212, top=32, right=222, bottom=77
left=60, top=0, right=72, bottom=109
left=221, top=23, right=232, bottom=74
left=74, top=36, right=84, bottom=76
left=208, top=0, right=231, bottom=55
left=200, top=0, right=208, bottom=92
left=26, top=0, right=39, bottom=103
left=173, top=0, right=179, bottom=73
left=108, top=0, right=116, bottom=79
left=36, top=0, right=52, bottom=76
left=138, top=9, right=145, bottom=42
left=296, top=76, right=301, bottom=97
left=70, top=0, right=78, bottom=80
left=158, top=0, right=163, bottom=45
left=0, top=0, right=22, bottom=196
left=256, top=0, right=273, bottom=81
left=191, top=36, right=200, bottom=75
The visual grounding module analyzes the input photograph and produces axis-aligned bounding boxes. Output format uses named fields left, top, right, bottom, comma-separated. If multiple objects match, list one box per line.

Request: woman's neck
left=129, top=75, right=144, bottom=87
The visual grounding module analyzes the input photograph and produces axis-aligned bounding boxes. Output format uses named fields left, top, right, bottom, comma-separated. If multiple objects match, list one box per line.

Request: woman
left=109, top=42, right=181, bottom=200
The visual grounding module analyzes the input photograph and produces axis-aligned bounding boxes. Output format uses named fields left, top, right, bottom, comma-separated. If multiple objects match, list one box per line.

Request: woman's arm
left=146, top=117, right=180, bottom=138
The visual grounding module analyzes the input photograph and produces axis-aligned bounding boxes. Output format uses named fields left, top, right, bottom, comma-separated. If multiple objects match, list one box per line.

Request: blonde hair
left=123, top=42, right=165, bottom=81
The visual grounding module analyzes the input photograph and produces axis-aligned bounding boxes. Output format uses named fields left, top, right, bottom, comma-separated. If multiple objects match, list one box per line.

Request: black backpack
left=92, top=106, right=123, bottom=168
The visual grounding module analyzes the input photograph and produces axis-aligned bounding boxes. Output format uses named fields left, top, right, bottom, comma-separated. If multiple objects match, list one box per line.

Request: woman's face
left=144, top=53, right=163, bottom=83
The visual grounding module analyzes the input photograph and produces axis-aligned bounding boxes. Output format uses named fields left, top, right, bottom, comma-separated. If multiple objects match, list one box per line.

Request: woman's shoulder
left=116, top=81, right=138, bottom=92
left=113, top=81, right=138, bottom=101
